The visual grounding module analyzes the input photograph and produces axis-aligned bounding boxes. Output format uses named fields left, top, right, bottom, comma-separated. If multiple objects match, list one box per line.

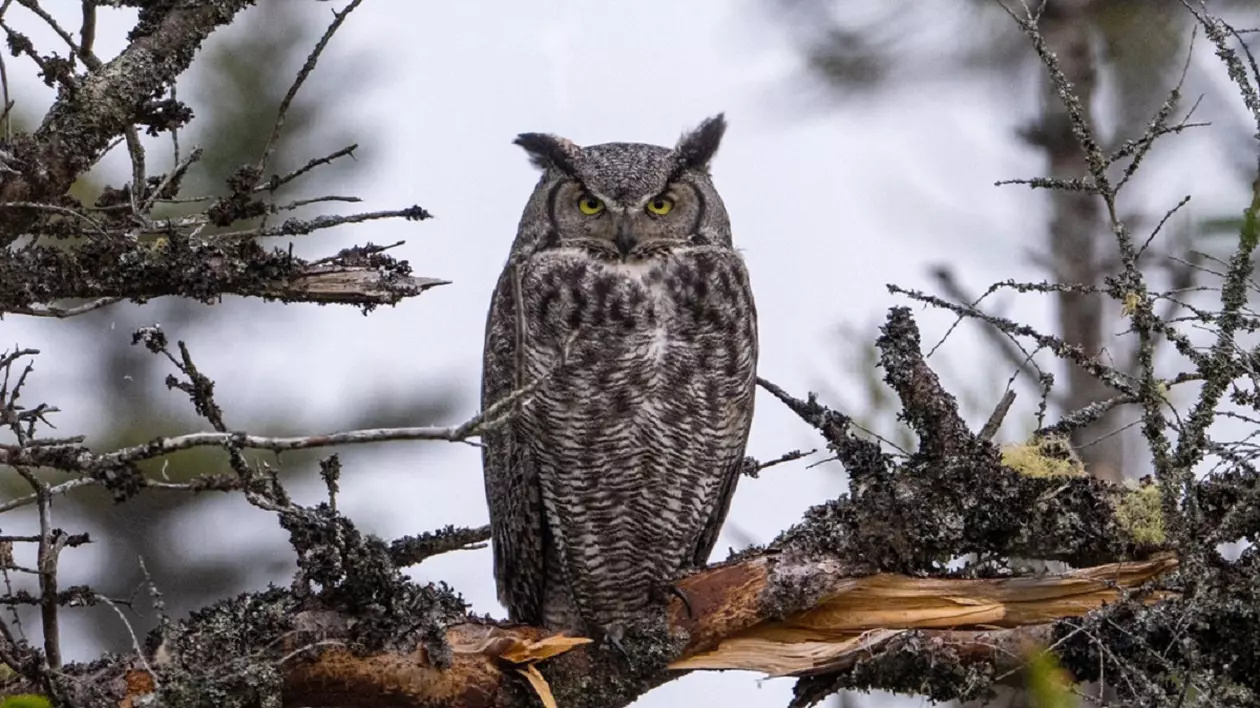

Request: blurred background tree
left=0, top=2, right=457, bottom=656
left=769, top=0, right=1257, bottom=483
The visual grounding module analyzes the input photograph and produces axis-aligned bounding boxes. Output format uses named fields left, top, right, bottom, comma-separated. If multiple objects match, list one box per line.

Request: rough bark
left=0, top=1, right=259, bottom=246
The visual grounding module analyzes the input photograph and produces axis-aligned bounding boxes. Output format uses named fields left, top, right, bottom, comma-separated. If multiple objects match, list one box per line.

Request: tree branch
left=0, top=239, right=444, bottom=313
left=60, top=551, right=1175, bottom=708
left=0, top=1, right=256, bottom=245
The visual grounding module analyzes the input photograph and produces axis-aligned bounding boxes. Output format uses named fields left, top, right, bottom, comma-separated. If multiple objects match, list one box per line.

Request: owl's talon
left=666, top=584, right=695, bottom=620
left=600, top=625, right=630, bottom=658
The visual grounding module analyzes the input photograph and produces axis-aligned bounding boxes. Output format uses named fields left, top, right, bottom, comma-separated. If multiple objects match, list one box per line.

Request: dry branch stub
left=670, top=553, right=1176, bottom=677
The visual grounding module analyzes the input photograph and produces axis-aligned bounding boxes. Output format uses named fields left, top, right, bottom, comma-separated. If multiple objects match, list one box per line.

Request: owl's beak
left=614, top=221, right=637, bottom=257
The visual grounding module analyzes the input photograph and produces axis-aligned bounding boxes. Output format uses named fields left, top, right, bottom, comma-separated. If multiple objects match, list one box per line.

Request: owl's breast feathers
left=483, top=245, right=757, bottom=635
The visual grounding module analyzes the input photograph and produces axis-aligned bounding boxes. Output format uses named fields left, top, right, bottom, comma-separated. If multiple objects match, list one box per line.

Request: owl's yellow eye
left=646, top=197, right=674, bottom=215
left=577, top=194, right=604, bottom=215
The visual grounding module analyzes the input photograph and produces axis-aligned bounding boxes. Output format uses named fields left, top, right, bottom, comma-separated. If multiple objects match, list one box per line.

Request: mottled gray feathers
left=569, top=143, right=675, bottom=204
left=513, top=132, right=580, bottom=176
left=514, top=113, right=728, bottom=197
left=671, top=113, right=727, bottom=177
left=483, top=116, right=756, bottom=640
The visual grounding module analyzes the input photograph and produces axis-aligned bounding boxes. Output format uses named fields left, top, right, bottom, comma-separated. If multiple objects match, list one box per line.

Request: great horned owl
left=480, top=115, right=757, bottom=643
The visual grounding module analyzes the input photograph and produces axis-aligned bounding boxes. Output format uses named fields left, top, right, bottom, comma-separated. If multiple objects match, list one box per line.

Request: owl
left=480, top=115, right=758, bottom=644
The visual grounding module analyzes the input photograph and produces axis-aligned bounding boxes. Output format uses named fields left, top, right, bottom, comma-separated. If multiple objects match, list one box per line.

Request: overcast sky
left=3, top=2, right=1255, bottom=706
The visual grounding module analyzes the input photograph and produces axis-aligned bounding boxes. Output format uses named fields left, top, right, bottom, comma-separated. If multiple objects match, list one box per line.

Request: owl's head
left=513, top=115, right=731, bottom=260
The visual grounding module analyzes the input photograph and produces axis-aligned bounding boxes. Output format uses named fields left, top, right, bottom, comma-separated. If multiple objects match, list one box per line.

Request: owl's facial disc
left=553, top=180, right=698, bottom=261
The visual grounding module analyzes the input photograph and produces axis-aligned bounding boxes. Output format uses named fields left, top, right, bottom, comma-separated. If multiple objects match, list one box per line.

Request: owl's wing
left=481, top=263, right=546, bottom=624
left=691, top=451, right=747, bottom=568
left=691, top=263, right=759, bottom=569
left=690, top=385, right=756, bottom=568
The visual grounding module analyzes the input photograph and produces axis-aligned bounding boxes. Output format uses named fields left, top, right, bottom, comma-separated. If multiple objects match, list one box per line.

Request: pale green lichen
left=1001, top=435, right=1087, bottom=478
left=1114, top=482, right=1166, bottom=547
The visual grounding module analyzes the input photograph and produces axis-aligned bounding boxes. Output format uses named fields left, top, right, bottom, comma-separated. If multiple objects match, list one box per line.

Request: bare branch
left=741, top=448, right=816, bottom=478
left=260, top=144, right=358, bottom=193
left=4, top=297, right=121, bottom=319
left=979, top=389, right=1017, bottom=441
left=0, top=0, right=257, bottom=246
left=0, top=239, right=445, bottom=313
left=389, top=525, right=492, bottom=567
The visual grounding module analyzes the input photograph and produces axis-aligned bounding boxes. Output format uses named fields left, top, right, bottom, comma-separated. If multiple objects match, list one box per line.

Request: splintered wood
left=669, top=553, right=1177, bottom=676
left=468, top=631, right=593, bottom=708
left=176, top=554, right=1178, bottom=708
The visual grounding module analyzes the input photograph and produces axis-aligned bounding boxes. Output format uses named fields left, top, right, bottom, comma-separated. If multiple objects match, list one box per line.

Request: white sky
left=2, top=1, right=1255, bottom=706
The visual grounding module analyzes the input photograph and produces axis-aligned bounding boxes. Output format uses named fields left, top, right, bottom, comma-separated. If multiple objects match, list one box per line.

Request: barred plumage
left=481, top=115, right=757, bottom=641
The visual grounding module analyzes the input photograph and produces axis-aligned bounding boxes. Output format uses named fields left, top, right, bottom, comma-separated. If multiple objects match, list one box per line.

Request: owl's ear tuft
left=673, top=113, right=727, bottom=173
left=514, top=133, right=580, bottom=177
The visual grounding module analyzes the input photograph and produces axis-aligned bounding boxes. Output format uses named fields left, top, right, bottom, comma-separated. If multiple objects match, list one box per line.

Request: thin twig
left=123, top=123, right=147, bottom=223
left=213, top=206, right=431, bottom=239
left=741, top=448, right=817, bottom=478
left=889, top=284, right=1137, bottom=397
left=170, top=82, right=181, bottom=165
left=259, top=144, right=357, bottom=193
left=14, top=466, right=60, bottom=668
left=139, top=146, right=203, bottom=214
left=98, top=594, right=156, bottom=686
left=0, top=201, right=109, bottom=237
left=979, top=390, right=1017, bottom=442
left=0, top=19, right=75, bottom=90
left=79, top=0, right=97, bottom=64
left=16, top=0, right=100, bottom=69
left=1136, top=195, right=1192, bottom=260
left=928, top=267, right=1058, bottom=404
left=255, top=0, right=365, bottom=178
left=5, top=297, right=122, bottom=318
left=0, top=478, right=94, bottom=513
